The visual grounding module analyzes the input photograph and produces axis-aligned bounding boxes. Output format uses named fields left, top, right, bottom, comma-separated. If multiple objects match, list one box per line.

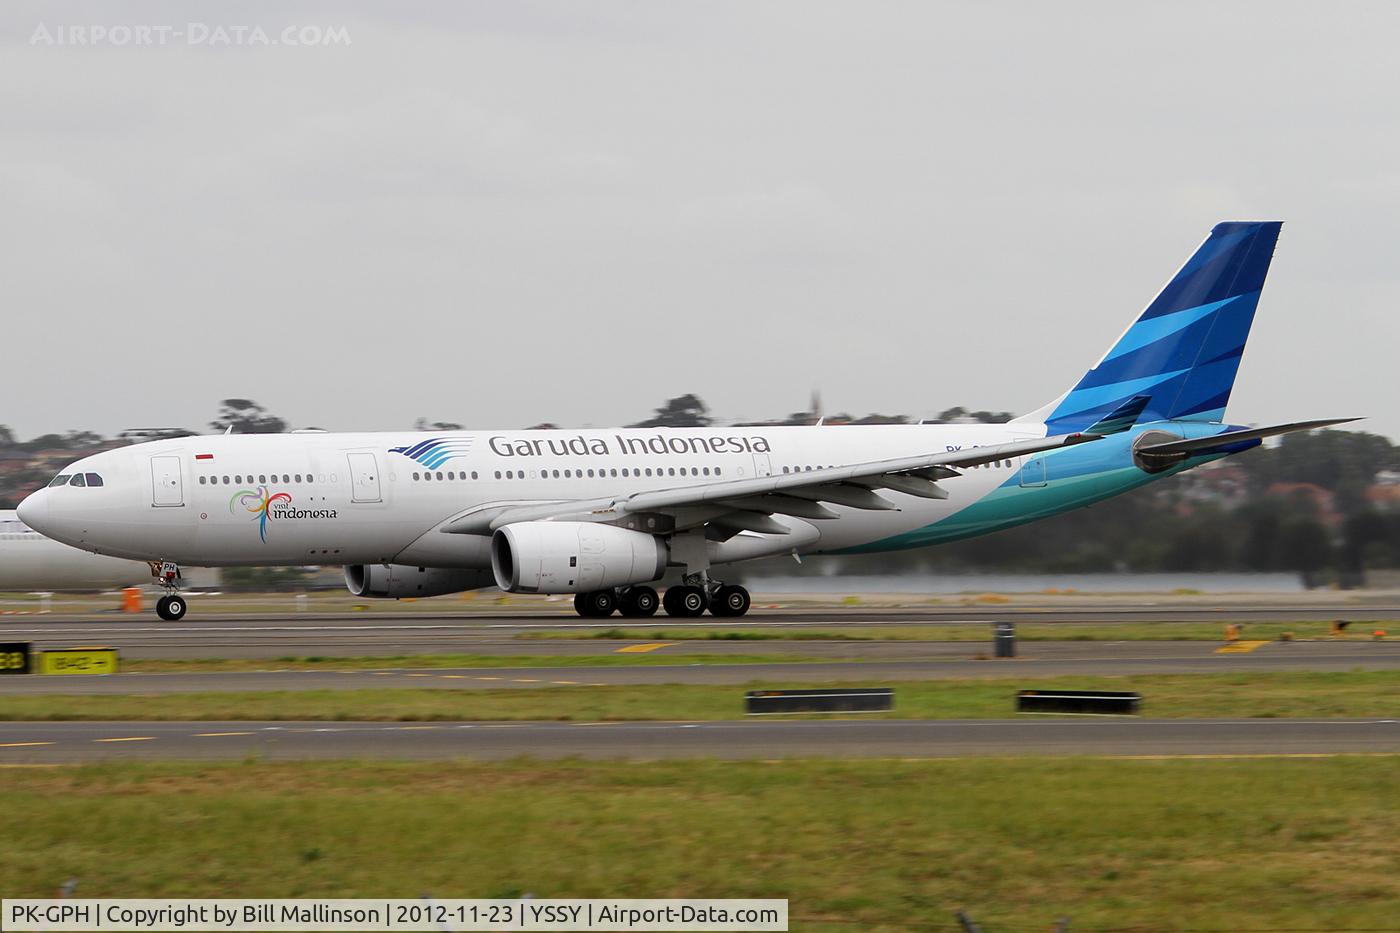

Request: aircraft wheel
left=709, top=585, right=751, bottom=618
left=155, top=594, right=187, bottom=621
left=663, top=585, right=707, bottom=618
left=619, top=586, right=659, bottom=618
left=576, top=590, right=617, bottom=618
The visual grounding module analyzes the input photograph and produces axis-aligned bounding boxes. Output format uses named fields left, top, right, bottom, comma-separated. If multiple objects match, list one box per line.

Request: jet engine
left=491, top=521, right=667, bottom=594
left=344, top=564, right=495, bottom=599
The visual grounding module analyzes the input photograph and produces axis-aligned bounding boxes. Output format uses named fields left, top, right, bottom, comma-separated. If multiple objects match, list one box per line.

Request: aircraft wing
left=442, top=431, right=1100, bottom=535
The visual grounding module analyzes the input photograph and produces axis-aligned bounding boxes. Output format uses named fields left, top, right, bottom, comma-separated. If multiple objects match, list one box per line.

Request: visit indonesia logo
left=229, top=487, right=338, bottom=542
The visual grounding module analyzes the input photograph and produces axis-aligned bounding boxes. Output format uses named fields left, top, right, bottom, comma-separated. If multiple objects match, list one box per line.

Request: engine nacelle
left=491, top=521, right=667, bottom=594
left=344, top=564, right=495, bottom=599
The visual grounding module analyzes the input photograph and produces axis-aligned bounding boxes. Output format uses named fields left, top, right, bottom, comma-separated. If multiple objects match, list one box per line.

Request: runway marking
left=395, top=726, right=440, bottom=731
left=440, top=675, right=467, bottom=679
left=573, top=721, right=624, bottom=726
left=615, top=642, right=675, bottom=654
left=194, top=732, right=254, bottom=737
left=551, top=680, right=578, bottom=685
left=94, top=736, right=155, bottom=743
left=1215, top=640, right=1270, bottom=654
left=512, top=678, right=541, bottom=683
left=0, top=741, right=55, bottom=748
left=476, top=676, right=502, bottom=681
left=1112, top=752, right=1400, bottom=761
left=406, top=673, right=431, bottom=677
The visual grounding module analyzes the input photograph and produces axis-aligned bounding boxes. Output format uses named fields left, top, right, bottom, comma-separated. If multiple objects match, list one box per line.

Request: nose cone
left=16, top=489, right=50, bottom=535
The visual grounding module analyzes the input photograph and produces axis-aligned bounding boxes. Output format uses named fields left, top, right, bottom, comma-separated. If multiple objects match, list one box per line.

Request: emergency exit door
left=151, top=456, right=184, bottom=507
left=347, top=452, right=382, bottom=503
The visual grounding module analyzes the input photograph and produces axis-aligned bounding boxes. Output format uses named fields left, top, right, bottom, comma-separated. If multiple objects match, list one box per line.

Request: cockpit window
left=85, top=473, right=104, bottom=487
left=48, top=474, right=71, bottom=487
left=69, top=473, right=87, bottom=487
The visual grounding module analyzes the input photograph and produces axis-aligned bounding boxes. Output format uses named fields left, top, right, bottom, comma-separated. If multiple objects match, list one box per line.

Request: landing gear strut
left=150, top=560, right=187, bottom=621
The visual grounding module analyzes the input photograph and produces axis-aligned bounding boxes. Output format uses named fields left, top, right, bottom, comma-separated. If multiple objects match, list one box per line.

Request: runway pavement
left=2, top=718, right=1397, bottom=762
left=2, top=606, right=1399, bottom=660
left=0, top=640, right=1396, bottom=694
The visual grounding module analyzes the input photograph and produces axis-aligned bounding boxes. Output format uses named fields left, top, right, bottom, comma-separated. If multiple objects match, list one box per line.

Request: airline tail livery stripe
left=1044, top=221, right=1282, bottom=434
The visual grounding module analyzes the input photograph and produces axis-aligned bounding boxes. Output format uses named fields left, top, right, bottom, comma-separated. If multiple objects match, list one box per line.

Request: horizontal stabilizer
left=1136, top=418, right=1360, bottom=457
left=1084, top=396, right=1151, bottom=436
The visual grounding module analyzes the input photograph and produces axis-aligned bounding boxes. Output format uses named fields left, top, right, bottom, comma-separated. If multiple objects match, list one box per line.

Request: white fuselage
left=17, top=425, right=1041, bottom=569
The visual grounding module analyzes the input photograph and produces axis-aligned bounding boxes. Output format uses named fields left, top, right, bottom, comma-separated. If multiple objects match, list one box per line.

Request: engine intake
left=492, top=521, right=667, bottom=594
left=344, top=564, right=495, bottom=599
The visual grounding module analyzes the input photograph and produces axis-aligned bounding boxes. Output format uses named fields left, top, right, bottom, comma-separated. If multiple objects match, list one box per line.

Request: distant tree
left=63, top=430, right=104, bottom=449
left=414, top=418, right=464, bottom=432
left=18, top=433, right=70, bottom=452
left=851, top=413, right=910, bottom=425
left=934, top=406, right=1013, bottom=423
left=0, top=425, right=14, bottom=446
left=630, top=394, right=712, bottom=428
left=210, top=399, right=287, bottom=435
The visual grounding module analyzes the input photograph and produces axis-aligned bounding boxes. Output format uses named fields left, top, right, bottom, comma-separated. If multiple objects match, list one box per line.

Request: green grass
left=120, top=652, right=823, bottom=674
left=1, top=757, right=1397, bottom=930
left=521, top=620, right=1395, bottom=641
left=4, top=671, right=1398, bottom=721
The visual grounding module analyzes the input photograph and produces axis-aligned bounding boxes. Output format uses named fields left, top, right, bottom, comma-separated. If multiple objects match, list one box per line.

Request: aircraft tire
left=663, top=585, right=706, bottom=618
left=619, top=585, right=659, bottom=618
left=156, top=594, right=187, bottom=621
left=576, top=589, right=617, bottom=618
left=709, top=585, right=751, bottom=618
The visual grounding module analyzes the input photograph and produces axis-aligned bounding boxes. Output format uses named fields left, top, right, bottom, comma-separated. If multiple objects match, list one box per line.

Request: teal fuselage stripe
left=833, top=427, right=1224, bottom=555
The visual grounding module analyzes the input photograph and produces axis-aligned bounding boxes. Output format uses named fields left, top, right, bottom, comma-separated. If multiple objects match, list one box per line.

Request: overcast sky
left=2, top=1, right=1396, bottom=440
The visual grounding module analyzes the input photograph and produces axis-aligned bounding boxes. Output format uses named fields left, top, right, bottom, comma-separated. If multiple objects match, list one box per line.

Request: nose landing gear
left=148, top=560, right=187, bottom=621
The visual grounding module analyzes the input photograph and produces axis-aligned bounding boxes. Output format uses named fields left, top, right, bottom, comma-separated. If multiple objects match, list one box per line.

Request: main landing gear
left=149, top=560, right=187, bottom=621
left=572, top=581, right=750, bottom=618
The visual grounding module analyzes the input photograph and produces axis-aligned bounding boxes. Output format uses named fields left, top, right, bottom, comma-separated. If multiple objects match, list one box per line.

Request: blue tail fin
left=1026, top=221, right=1283, bottom=433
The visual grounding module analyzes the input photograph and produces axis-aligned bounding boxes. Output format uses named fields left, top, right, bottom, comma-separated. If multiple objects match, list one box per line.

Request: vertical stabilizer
left=1018, top=221, right=1283, bottom=433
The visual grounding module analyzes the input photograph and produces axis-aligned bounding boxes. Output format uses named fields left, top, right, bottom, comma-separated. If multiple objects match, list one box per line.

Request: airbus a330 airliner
left=20, top=222, right=1352, bottom=620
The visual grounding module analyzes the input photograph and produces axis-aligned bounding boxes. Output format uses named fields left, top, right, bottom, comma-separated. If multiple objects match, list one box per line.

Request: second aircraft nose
left=15, top=488, right=50, bottom=535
